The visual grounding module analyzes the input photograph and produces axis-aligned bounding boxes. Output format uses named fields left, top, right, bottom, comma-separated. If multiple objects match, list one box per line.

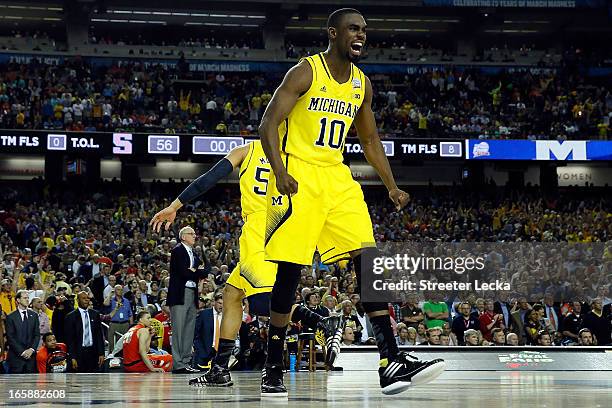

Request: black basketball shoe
left=379, top=352, right=446, bottom=395
left=261, top=365, right=287, bottom=397
left=188, top=364, right=233, bottom=387
left=314, top=315, right=343, bottom=368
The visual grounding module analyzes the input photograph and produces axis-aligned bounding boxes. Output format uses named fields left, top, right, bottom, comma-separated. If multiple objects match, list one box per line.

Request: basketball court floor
left=2, top=370, right=610, bottom=407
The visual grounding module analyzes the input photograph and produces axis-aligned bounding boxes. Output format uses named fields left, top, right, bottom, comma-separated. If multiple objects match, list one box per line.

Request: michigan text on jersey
left=307, top=97, right=359, bottom=119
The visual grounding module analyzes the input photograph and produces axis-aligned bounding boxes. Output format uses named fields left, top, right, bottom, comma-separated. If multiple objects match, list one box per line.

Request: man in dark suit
left=89, top=263, right=111, bottom=309
left=193, top=293, right=224, bottom=368
left=542, top=292, right=563, bottom=334
left=5, top=290, right=40, bottom=373
left=64, top=292, right=105, bottom=372
left=51, top=288, right=73, bottom=343
left=581, top=298, right=610, bottom=346
left=167, top=226, right=210, bottom=373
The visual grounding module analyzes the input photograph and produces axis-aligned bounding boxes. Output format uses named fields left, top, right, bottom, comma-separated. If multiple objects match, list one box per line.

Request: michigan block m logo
left=535, top=141, right=587, bottom=161
left=271, top=196, right=283, bottom=206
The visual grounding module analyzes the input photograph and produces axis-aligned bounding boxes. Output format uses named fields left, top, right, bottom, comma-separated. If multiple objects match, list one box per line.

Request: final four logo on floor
left=498, top=351, right=554, bottom=368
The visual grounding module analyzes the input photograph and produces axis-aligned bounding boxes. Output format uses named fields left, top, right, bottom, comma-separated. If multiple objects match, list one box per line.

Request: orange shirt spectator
left=37, top=333, right=68, bottom=373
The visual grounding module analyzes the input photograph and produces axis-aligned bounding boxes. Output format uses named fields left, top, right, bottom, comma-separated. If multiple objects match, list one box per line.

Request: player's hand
left=276, top=171, right=298, bottom=196
left=98, top=356, right=105, bottom=366
left=72, top=358, right=78, bottom=370
left=388, top=188, right=410, bottom=210
left=150, top=206, right=177, bottom=232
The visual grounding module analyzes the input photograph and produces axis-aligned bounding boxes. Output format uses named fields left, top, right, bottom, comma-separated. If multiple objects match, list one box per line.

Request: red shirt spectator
left=479, top=300, right=505, bottom=342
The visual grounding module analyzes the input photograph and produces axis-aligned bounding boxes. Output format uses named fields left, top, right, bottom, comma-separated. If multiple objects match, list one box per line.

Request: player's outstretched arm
left=353, top=75, right=409, bottom=210
left=258, top=60, right=312, bottom=196
left=149, top=144, right=250, bottom=232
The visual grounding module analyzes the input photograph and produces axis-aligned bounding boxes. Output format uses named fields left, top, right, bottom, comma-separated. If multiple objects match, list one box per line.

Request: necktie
left=214, top=313, right=221, bottom=350
left=22, top=311, right=28, bottom=322
left=548, top=307, right=557, bottom=330
left=83, top=311, right=92, bottom=347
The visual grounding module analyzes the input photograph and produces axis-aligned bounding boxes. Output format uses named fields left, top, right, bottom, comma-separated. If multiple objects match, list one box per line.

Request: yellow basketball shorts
left=264, top=154, right=375, bottom=265
left=226, top=211, right=277, bottom=297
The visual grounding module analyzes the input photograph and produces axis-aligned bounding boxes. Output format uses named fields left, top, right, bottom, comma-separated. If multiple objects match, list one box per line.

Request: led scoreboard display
left=0, top=131, right=470, bottom=160
left=192, top=136, right=243, bottom=155
left=147, top=135, right=180, bottom=155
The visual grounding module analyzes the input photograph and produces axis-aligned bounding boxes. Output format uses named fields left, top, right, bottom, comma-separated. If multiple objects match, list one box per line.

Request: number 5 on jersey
left=254, top=167, right=270, bottom=195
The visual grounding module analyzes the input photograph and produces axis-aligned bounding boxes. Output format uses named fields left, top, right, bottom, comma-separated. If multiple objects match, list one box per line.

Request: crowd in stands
left=89, top=33, right=263, bottom=51
left=288, top=40, right=562, bottom=65
left=0, top=31, right=61, bottom=52
left=0, top=181, right=610, bottom=373
left=0, top=55, right=609, bottom=139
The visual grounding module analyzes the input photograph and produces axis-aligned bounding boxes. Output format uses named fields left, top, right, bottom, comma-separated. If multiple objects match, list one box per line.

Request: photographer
left=103, top=284, right=133, bottom=351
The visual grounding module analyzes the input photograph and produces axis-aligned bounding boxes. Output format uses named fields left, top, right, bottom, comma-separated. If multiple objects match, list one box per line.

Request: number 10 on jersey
left=315, top=117, right=346, bottom=149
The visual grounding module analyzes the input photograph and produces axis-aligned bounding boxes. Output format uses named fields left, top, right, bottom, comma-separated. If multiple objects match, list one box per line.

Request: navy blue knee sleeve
left=354, top=250, right=389, bottom=314
left=247, top=293, right=271, bottom=316
left=270, top=262, right=302, bottom=314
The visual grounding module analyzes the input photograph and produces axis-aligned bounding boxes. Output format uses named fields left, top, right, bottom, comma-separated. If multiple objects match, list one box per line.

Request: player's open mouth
left=350, top=42, right=363, bottom=56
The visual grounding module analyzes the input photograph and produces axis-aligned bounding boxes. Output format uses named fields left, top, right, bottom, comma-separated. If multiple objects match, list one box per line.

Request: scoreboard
left=2, top=131, right=609, bottom=161
left=0, top=131, right=464, bottom=160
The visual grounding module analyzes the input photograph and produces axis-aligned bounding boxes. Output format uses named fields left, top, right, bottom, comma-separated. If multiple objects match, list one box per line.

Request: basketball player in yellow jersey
left=150, top=140, right=343, bottom=387
left=258, top=8, right=445, bottom=397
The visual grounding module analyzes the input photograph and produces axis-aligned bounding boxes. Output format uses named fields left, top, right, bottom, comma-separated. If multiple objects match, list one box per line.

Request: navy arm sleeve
left=177, top=158, right=234, bottom=205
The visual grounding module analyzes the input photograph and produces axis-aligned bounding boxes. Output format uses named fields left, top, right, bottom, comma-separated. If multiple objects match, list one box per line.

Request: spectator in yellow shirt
left=16, top=111, right=25, bottom=127
left=251, top=94, right=262, bottom=111
left=215, top=121, right=227, bottom=135
left=190, top=102, right=201, bottom=115
left=597, top=122, right=608, bottom=140
left=261, top=90, right=271, bottom=106
left=0, top=279, right=16, bottom=316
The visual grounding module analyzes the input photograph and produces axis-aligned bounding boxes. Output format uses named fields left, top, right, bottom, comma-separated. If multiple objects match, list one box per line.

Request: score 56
left=148, top=135, right=180, bottom=154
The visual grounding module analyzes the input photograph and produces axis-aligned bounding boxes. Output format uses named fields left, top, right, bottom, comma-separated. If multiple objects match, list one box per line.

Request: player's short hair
left=137, top=310, right=150, bottom=321
left=327, top=8, right=362, bottom=30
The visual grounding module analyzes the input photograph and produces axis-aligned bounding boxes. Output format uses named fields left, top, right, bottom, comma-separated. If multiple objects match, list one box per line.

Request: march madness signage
left=498, top=351, right=555, bottom=369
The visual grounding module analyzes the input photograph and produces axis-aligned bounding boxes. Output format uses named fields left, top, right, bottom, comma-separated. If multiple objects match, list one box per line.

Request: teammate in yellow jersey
left=258, top=8, right=445, bottom=397
left=149, top=140, right=343, bottom=387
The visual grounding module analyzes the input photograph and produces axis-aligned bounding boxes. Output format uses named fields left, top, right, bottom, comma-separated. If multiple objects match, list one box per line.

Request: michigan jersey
left=229, top=139, right=277, bottom=296
left=238, top=140, right=270, bottom=217
left=277, top=52, right=366, bottom=167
